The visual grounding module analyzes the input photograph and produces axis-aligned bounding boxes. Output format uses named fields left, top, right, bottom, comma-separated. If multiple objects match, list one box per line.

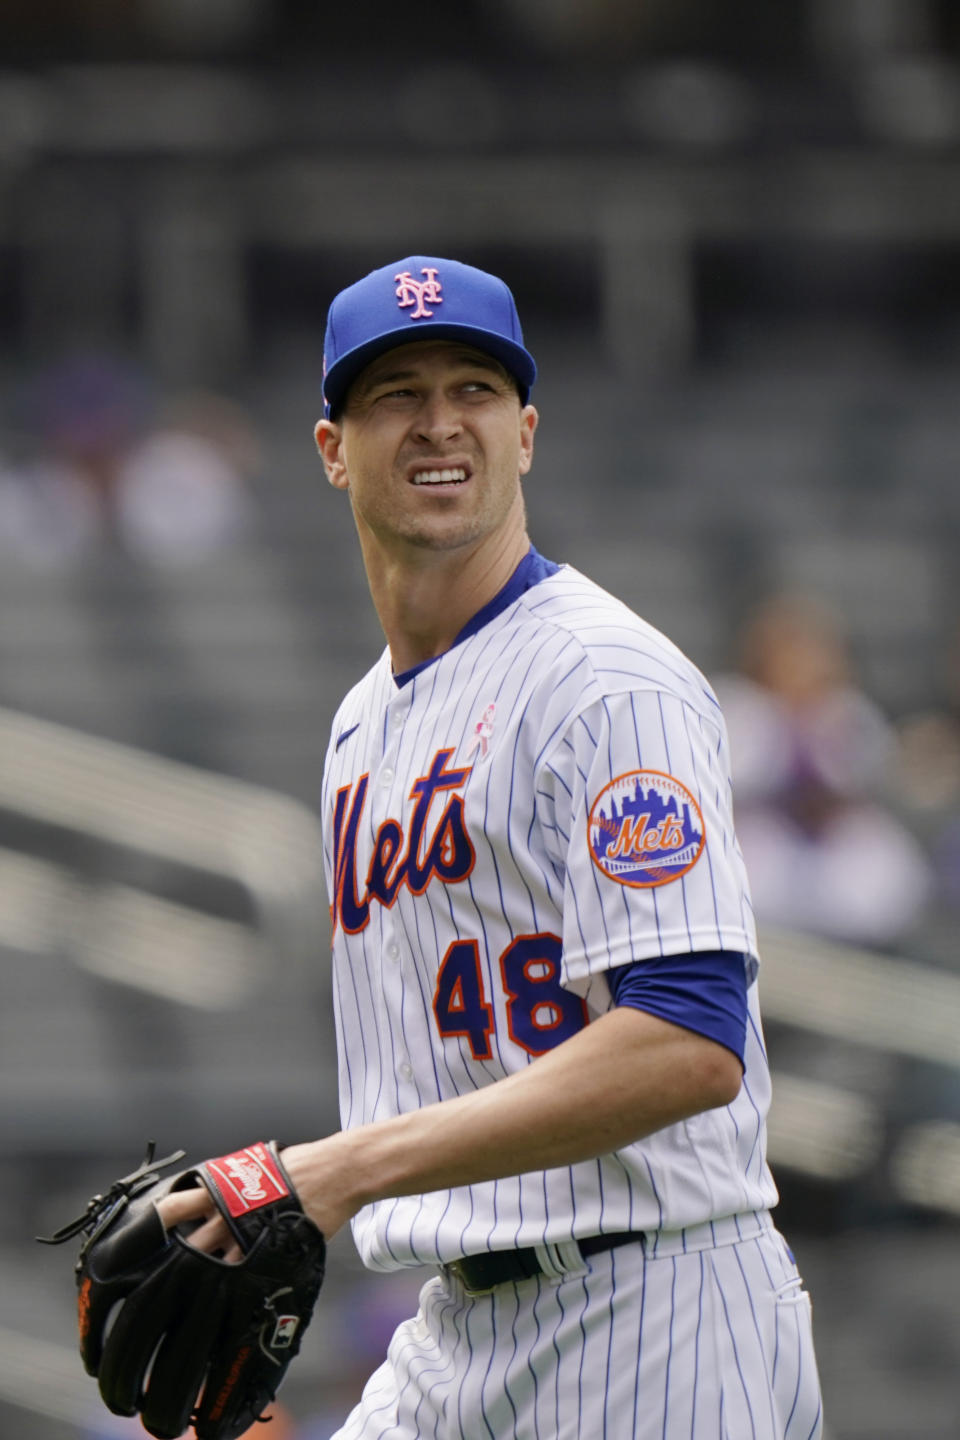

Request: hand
left=155, top=1185, right=244, bottom=1264
left=154, top=1134, right=360, bottom=1259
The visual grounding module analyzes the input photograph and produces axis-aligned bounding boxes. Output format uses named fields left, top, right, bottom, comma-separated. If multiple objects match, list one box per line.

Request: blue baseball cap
left=322, top=256, right=537, bottom=418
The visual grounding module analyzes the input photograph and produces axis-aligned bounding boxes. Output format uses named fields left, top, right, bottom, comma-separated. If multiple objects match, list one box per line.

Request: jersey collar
left=393, top=546, right=559, bottom=688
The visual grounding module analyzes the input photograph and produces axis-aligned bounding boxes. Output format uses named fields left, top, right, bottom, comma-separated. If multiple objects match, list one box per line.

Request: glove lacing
left=36, top=1142, right=186, bottom=1260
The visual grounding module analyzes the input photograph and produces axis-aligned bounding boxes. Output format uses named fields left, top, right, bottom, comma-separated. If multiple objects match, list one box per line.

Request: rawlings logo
left=588, top=770, right=705, bottom=889
left=224, top=1157, right=267, bottom=1202
left=395, top=266, right=443, bottom=319
left=331, top=748, right=475, bottom=935
left=207, top=1144, right=289, bottom=1217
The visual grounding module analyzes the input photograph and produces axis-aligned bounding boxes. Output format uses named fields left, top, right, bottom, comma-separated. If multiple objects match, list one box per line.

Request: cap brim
left=323, top=323, right=537, bottom=416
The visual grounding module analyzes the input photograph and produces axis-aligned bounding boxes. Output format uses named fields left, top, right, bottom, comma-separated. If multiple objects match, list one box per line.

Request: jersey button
left=386, top=942, right=400, bottom=963
left=398, top=1061, right=413, bottom=1081
left=380, top=768, right=394, bottom=788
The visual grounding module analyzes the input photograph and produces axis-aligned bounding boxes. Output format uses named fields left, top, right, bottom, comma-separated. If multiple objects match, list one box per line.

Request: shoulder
left=516, top=564, right=721, bottom=719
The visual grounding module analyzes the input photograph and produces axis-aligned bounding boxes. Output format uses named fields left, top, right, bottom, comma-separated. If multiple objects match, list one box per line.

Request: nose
left=415, top=390, right=463, bottom=445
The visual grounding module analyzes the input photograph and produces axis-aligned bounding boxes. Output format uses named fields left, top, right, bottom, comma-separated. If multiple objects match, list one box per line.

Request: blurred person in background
left=0, top=352, right=148, bottom=568
left=714, top=592, right=931, bottom=949
left=894, top=615, right=960, bottom=949
left=113, top=390, right=257, bottom=565
left=0, top=354, right=255, bottom=569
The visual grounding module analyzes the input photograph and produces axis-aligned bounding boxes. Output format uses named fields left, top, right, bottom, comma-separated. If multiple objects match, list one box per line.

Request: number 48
left=432, top=933, right=587, bottom=1060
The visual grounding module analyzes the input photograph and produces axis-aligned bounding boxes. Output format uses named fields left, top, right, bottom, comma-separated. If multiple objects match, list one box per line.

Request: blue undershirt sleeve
left=606, top=950, right=749, bottom=1065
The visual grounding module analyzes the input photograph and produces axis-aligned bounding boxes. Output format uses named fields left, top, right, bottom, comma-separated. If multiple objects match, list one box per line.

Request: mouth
left=409, top=465, right=470, bottom=487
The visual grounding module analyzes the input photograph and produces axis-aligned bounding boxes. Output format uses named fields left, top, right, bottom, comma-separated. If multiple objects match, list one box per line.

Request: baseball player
left=161, top=256, right=823, bottom=1438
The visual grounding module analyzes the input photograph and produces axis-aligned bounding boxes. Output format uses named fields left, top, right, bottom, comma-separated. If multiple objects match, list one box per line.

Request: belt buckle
left=443, top=1258, right=496, bottom=1297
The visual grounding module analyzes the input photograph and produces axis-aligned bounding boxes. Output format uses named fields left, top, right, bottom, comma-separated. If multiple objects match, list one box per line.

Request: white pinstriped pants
left=330, top=1213, right=823, bottom=1440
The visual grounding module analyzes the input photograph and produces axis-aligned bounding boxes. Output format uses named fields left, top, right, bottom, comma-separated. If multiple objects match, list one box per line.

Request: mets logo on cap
left=587, top=770, right=705, bottom=888
left=395, top=266, right=443, bottom=319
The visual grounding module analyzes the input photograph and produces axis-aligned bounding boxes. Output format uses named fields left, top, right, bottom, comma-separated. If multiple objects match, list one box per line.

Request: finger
left=155, top=1191, right=246, bottom=1262
left=187, top=1214, right=235, bottom=1253
left=155, top=1187, right=214, bottom=1230
left=174, top=1212, right=244, bottom=1264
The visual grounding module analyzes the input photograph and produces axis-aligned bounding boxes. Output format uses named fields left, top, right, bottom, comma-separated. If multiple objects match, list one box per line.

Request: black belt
left=443, top=1231, right=646, bottom=1296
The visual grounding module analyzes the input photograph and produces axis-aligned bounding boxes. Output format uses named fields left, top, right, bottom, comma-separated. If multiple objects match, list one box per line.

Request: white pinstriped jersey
left=321, top=564, right=779, bottom=1272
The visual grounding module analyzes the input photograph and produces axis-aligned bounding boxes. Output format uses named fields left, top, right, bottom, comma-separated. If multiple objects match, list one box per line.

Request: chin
left=403, top=521, right=489, bottom=552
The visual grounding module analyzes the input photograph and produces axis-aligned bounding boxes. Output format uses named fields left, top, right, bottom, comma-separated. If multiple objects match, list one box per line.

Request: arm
left=157, top=1008, right=740, bottom=1248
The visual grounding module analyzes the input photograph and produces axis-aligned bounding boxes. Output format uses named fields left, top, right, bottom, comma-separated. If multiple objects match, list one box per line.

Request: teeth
left=411, top=468, right=467, bottom=485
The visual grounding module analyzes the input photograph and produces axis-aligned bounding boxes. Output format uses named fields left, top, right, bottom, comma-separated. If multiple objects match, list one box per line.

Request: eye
left=374, top=386, right=417, bottom=404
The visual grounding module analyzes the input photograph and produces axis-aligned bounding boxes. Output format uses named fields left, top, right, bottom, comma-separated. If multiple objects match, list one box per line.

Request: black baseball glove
left=38, top=1142, right=326, bottom=1440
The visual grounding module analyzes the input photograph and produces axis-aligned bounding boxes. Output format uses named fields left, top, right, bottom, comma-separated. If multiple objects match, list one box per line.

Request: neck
left=357, top=515, right=531, bottom=674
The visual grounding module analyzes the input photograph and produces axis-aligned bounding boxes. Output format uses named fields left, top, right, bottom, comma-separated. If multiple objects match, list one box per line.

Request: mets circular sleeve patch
left=587, top=769, right=706, bottom=888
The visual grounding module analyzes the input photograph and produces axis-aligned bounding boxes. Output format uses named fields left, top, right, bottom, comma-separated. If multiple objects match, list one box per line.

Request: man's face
left=316, top=340, right=537, bottom=556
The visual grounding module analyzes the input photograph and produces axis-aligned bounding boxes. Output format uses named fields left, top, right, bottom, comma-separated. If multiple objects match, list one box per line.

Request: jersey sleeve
left=607, top=950, right=749, bottom=1063
left=536, top=687, right=759, bottom=992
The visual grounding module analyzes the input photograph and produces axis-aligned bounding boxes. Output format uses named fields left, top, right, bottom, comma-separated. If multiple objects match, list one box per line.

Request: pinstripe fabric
left=322, top=563, right=820, bottom=1437
left=332, top=1222, right=821, bottom=1439
left=322, top=566, right=777, bottom=1270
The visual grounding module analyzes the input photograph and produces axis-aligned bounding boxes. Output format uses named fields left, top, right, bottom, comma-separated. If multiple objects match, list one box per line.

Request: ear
left=315, top=418, right=348, bottom=490
left=518, top=404, right=538, bottom=477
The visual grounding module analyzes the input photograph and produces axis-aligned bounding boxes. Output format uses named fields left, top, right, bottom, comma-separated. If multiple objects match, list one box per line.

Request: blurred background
left=1, top=2, right=959, bottom=1436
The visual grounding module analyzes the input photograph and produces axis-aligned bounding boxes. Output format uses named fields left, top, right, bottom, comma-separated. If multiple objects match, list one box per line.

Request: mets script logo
left=331, top=748, right=475, bottom=934
left=395, top=266, right=443, bottom=319
left=587, top=770, right=705, bottom=889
